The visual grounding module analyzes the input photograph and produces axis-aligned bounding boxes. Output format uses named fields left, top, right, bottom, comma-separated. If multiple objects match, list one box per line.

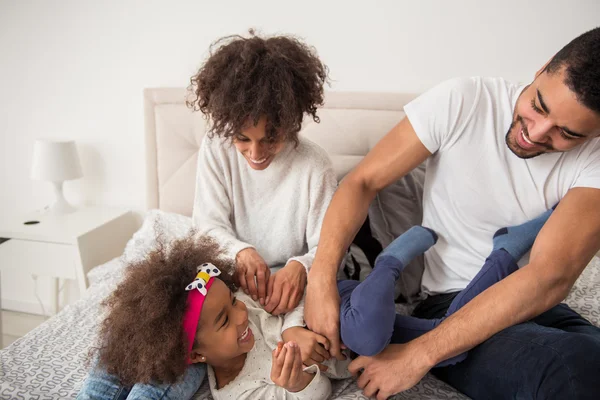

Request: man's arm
left=310, top=117, right=432, bottom=278
left=305, top=117, right=431, bottom=358
left=349, top=187, right=600, bottom=398
left=422, top=186, right=600, bottom=364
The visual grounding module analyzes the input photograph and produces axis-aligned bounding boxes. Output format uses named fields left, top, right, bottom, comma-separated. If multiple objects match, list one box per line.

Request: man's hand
left=265, top=261, right=307, bottom=315
left=348, top=342, right=435, bottom=400
left=235, top=248, right=270, bottom=304
left=282, top=326, right=331, bottom=371
left=304, top=271, right=345, bottom=360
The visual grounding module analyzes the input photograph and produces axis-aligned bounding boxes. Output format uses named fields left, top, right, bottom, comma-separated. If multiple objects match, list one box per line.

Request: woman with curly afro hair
left=188, top=29, right=336, bottom=321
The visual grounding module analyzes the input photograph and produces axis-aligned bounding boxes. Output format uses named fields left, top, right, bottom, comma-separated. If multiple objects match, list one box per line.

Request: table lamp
left=31, top=139, right=83, bottom=214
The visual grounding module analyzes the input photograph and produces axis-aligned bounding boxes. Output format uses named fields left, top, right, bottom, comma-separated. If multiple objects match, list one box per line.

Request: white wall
left=1, top=0, right=599, bottom=314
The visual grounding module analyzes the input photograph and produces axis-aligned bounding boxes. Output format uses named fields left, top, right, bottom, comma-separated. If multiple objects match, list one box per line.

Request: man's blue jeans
left=413, top=293, right=600, bottom=399
left=77, top=362, right=206, bottom=400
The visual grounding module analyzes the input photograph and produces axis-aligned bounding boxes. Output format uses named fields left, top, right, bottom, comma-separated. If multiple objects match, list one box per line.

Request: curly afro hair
left=187, top=30, right=329, bottom=145
left=95, top=231, right=236, bottom=385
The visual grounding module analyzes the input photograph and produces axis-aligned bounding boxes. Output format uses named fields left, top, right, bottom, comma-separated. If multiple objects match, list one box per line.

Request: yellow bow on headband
left=185, top=263, right=221, bottom=296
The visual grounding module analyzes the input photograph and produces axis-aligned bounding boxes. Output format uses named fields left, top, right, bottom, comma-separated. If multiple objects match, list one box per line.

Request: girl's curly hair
left=96, top=231, right=236, bottom=385
left=187, top=30, right=329, bottom=145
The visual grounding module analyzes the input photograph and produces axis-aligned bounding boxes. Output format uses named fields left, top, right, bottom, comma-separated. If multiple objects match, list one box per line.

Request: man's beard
left=505, top=115, right=550, bottom=159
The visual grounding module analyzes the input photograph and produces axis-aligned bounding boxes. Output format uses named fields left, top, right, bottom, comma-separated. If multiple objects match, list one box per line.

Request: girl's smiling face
left=190, top=279, right=255, bottom=367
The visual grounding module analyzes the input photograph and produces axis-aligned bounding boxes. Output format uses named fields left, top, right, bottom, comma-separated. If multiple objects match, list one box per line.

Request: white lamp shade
left=31, top=139, right=83, bottom=182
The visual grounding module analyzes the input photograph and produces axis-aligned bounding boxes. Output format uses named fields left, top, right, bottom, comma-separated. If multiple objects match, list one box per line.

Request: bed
left=1, top=89, right=599, bottom=400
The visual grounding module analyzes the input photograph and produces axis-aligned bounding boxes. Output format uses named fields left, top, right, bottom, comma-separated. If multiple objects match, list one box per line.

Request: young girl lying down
left=94, top=233, right=351, bottom=400
left=92, top=207, right=554, bottom=399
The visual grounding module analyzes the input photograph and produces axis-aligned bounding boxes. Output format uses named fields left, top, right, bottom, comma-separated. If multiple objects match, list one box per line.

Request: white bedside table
left=0, top=207, right=138, bottom=315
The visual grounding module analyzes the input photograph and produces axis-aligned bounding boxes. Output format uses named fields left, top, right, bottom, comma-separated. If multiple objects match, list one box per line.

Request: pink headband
left=182, top=263, right=221, bottom=363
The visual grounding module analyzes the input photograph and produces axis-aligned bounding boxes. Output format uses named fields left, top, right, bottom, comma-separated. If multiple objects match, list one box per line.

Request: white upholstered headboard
left=144, top=88, right=417, bottom=216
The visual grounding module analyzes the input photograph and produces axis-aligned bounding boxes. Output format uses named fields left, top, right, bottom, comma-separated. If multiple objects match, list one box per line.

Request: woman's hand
left=265, top=261, right=307, bottom=315
left=282, top=327, right=331, bottom=371
left=271, top=341, right=315, bottom=393
left=235, top=248, right=270, bottom=304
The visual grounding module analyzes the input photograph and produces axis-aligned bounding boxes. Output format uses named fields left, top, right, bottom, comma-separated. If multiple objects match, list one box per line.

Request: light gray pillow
left=121, top=210, right=193, bottom=264
left=87, top=210, right=193, bottom=288
left=368, top=163, right=426, bottom=303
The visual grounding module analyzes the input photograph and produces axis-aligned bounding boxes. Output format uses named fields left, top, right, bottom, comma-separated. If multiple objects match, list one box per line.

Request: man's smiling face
left=505, top=67, right=600, bottom=159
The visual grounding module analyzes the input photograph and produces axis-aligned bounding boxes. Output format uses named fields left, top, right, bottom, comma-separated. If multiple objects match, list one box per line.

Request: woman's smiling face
left=233, top=116, right=286, bottom=170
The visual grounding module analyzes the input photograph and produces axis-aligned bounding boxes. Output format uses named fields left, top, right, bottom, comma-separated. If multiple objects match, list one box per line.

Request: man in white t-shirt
left=305, top=27, right=600, bottom=399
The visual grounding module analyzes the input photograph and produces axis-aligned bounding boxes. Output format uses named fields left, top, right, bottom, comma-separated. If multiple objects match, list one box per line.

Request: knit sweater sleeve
left=192, top=136, right=254, bottom=259
left=281, top=296, right=306, bottom=332
left=287, top=156, right=337, bottom=273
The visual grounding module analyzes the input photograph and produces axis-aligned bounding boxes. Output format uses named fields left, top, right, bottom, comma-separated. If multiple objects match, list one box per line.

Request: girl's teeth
left=240, top=327, right=249, bottom=340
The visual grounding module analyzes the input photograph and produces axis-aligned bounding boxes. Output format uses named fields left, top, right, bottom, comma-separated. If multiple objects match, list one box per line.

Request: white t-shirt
left=404, top=77, right=600, bottom=294
left=192, top=135, right=337, bottom=272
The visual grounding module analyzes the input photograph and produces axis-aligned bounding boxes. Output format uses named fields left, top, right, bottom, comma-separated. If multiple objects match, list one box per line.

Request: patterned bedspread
left=1, top=218, right=598, bottom=399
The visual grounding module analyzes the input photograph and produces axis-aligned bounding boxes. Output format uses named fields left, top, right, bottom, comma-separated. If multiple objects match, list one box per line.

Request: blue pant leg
left=445, top=249, right=517, bottom=316
left=417, top=294, right=600, bottom=399
left=337, top=264, right=398, bottom=356
left=532, top=302, right=600, bottom=336
left=432, top=320, right=600, bottom=400
left=412, top=250, right=517, bottom=323
left=389, top=250, right=517, bottom=366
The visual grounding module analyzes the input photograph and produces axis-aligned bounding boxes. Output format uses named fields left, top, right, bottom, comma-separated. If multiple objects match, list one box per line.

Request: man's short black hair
left=546, top=27, right=600, bottom=114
